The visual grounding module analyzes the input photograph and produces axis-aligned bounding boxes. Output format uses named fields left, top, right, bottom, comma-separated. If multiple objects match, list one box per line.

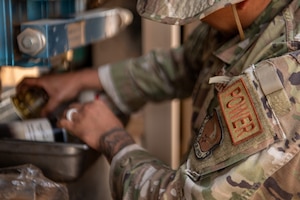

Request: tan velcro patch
left=218, top=78, right=263, bottom=145
left=186, top=75, right=276, bottom=181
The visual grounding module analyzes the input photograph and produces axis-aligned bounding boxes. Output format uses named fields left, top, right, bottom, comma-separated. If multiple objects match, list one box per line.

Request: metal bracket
left=17, top=8, right=133, bottom=58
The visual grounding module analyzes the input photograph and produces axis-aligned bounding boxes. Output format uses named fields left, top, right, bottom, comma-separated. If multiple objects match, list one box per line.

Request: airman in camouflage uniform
left=99, top=0, right=300, bottom=199
left=18, top=0, right=300, bottom=199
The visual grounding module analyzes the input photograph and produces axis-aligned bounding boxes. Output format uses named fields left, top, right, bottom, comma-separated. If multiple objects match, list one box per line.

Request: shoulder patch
left=186, top=70, right=278, bottom=180
left=194, top=110, right=223, bottom=159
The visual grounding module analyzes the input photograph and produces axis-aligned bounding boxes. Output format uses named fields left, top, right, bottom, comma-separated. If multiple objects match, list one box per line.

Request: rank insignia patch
left=194, top=110, right=223, bottom=159
left=218, top=78, right=263, bottom=145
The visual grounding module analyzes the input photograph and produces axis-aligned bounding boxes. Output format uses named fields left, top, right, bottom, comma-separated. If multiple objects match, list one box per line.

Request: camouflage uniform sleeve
left=110, top=144, right=185, bottom=200
left=110, top=51, right=300, bottom=200
left=98, top=47, right=196, bottom=114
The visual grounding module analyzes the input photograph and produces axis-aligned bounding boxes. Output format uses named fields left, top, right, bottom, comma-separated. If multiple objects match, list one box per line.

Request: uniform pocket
left=186, top=64, right=287, bottom=181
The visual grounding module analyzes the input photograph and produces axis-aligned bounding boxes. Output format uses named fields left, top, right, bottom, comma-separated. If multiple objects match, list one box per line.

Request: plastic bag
left=0, top=164, right=69, bottom=200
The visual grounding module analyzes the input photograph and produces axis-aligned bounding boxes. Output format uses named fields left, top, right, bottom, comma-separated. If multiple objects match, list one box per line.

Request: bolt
left=22, top=37, right=35, bottom=49
left=17, top=28, right=46, bottom=56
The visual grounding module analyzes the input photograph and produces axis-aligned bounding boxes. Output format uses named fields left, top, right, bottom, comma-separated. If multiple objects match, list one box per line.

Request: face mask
left=136, top=0, right=245, bottom=25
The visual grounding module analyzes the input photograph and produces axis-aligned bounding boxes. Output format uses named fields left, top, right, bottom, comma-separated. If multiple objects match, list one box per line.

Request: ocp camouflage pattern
left=136, top=0, right=245, bottom=25
left=99, top=0, right=300, bottom=199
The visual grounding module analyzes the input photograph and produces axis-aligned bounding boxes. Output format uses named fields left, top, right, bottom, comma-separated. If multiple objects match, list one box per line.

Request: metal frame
left=0, top=0, right=78, bottom=67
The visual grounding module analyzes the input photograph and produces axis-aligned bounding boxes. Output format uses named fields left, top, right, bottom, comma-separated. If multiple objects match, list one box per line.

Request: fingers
left=66, top=108, right=78, bottom=122
left=59, top=103, right=81, bottom=127
left=58, top=100, right=125, bottom=151
left=17, top=77, right=44, bottom=93
left=41, top=101, right=60, bottom=117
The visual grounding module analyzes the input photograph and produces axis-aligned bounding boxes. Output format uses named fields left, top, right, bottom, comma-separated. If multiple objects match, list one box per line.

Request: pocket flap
left=186, top=71, right=283, bottom=181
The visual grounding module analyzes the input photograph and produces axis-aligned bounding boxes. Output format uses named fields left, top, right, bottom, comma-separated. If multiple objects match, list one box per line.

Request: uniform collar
left=214, top=0, right=292, bottom=66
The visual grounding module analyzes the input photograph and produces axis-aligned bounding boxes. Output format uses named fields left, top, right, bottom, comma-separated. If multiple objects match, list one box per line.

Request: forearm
left=99, top=128, right=135, bottom=163
left=76, top=68, right=103, bottom=91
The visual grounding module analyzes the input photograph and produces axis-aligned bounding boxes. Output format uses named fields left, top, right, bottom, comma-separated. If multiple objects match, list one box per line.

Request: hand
left=17, top=69, right=101, bottom=116
left=59, top=99, right=135, bottom=161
